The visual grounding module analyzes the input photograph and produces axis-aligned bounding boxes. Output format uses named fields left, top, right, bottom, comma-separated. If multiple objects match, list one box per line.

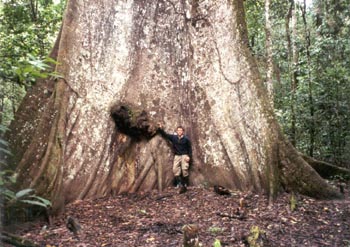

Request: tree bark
left=8, top=0, right=341, bottom=213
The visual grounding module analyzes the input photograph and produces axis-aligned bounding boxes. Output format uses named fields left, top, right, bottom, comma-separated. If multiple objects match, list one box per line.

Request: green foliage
left=247, top=225, right=266, bottom=247
left=14, top=54, right=62, bottom=83
left=213, top=239, right=222, bottom=247
left=0, top=126, right=11, bottom=155
left=290, top=193, right=297, bottom=211
left=0, top=123, right=51, bottom=224
left=208, top=226, right=224, bottom=235
left=245, top=0, right=350, bottom=167
left=0, top=0, right=65, bottom=126
left=244, top=0, right=265, bottom=56
left=3, top=187, right=52, bottom=209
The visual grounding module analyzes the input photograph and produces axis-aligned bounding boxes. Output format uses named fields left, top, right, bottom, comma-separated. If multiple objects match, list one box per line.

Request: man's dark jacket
left=158, top=128, right=192, bottom=157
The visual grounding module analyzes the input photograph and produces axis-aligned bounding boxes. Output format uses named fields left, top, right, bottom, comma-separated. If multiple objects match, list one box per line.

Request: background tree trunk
left=285, top=0, right=298, bottom=147
left=301, top=0, right=316, bottom=157
left=265, top=0, right=274, bottom=106
left=0, top=96, right=3, bottom=124
left=8, top=0, right=340, bottom=213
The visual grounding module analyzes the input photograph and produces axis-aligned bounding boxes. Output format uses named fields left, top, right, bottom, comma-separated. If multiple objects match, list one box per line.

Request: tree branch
left=1, top=231, right=39, bottom=247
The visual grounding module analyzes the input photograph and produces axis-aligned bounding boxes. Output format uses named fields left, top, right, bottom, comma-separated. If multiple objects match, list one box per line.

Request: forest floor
left=3, top=182, right=350, bottom=247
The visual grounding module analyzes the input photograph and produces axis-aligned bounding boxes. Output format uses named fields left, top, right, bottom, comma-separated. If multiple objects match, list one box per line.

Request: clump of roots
left=111, top=104, right=157, bottom=140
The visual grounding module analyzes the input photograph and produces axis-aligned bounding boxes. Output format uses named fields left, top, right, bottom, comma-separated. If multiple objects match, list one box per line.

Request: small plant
left=5, top=188, right=51, bottom=209
left=0, top=124, right=51, bottom=223
left=0, top=125, right=15, bottom=202
left=213, top=239, right=222, bottom=247
left=247, top=225, right=266, bottom=247
left=290, top=192, right=297, bottom=212
left=208, top=226, right=224, bottom=235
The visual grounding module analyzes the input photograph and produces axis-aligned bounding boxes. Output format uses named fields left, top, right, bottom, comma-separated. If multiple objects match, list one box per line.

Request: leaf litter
left=5, top=183, right=350, bottom=247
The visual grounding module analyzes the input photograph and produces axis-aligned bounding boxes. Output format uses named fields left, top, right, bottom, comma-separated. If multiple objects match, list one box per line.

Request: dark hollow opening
left=111, top=105, right=155, bottom=140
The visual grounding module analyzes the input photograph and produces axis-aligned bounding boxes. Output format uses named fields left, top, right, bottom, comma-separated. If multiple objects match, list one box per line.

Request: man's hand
left=185, top=156, right=190, bottom=162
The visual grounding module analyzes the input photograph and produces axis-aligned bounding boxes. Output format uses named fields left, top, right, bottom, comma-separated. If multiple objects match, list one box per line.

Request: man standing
left=158, top=124, right=192, bottom=193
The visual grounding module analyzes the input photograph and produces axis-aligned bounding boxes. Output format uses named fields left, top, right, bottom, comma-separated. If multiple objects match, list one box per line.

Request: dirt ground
left=3, top=183, right=350, bottom=247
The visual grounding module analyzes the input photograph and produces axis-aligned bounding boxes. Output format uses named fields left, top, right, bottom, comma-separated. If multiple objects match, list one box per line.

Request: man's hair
left=176, top=126, right=184, bottom=131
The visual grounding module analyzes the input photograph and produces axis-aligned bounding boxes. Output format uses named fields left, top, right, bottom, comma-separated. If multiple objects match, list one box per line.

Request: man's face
left=176, top=128, right=184, bottom=137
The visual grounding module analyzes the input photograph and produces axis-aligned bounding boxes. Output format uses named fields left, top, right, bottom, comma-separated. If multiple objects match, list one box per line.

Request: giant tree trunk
left=8, top=0, right=340, bottom=213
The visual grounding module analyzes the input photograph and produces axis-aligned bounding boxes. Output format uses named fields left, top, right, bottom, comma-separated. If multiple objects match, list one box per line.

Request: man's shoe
left=174, top=176, right=182, bottom=188
left=179, top=186, right=187, bottom=194
left=183, top=176, right=189, bottom=187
